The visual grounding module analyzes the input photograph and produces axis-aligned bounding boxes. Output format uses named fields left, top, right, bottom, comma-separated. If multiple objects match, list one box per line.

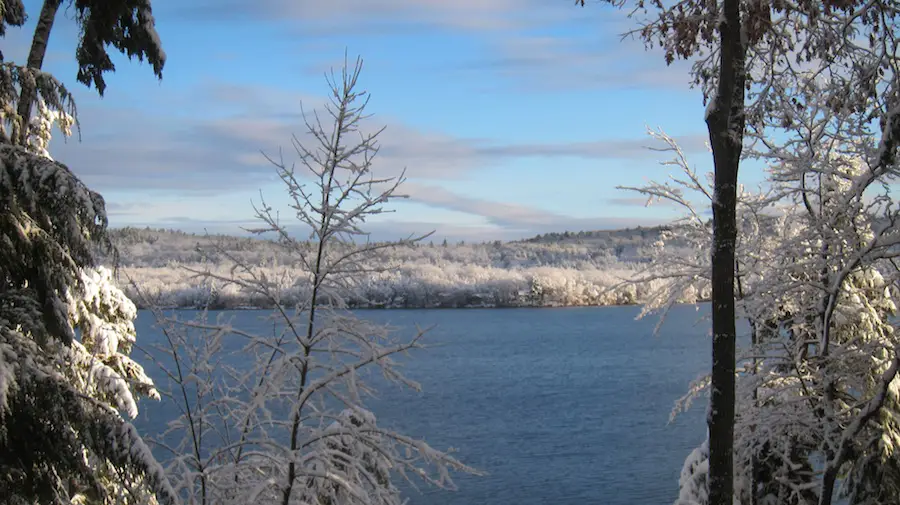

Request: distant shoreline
left=110, top=227, right=707, bottom=312
left=129, top=294, right=711, bottom=311
left=133, top=301, right=643, bottom=311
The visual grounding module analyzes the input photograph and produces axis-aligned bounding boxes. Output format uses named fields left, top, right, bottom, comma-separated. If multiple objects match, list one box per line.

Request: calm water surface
left=134, top=305, right=714, bottom=505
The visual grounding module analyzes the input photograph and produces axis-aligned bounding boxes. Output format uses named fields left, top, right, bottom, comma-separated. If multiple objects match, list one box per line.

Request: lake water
left=133, top=305, right=714, bottom=505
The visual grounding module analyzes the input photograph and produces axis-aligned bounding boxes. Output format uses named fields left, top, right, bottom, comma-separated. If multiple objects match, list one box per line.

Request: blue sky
left=7, top=0, right=768, bottom=241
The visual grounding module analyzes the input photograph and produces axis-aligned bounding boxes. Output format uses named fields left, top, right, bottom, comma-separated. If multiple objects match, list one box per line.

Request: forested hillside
left=105, top=226, right=695, bottom=309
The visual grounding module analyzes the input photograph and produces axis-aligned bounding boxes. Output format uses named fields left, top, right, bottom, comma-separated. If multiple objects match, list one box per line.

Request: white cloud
left=403, top=182, right=661, bottom=233
left=50, top=82, right=708, bottom=195
left=170, top=0, right=565, bottom=32
left=166, top=0, right=691, bottom=92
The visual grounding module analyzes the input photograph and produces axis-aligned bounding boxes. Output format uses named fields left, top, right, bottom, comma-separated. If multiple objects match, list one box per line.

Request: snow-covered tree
left=0, top=60, right=78, bottom=146
left=735, top=76, right=900, bottom=505
left=632, top=116, right=900, bottom=504
left=1, top=3, right=171, bottom=502
left=0, top=143, right=174, bottom=504
left=143, top=56, right=479, bottom=505
left=582, top=2, right=900, bottom=502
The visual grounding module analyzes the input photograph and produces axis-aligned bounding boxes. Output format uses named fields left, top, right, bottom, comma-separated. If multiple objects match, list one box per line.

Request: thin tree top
left=0, top=0, right=165, bottom=95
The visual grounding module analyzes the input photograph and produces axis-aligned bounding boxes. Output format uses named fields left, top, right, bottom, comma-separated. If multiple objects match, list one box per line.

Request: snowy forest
left=105, top=226, right=698, bottom=309
left=2, top=1, right=900, bottom=505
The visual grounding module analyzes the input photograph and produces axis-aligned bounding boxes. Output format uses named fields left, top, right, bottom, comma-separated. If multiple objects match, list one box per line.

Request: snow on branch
left=139, top=55, right=481, bottom=505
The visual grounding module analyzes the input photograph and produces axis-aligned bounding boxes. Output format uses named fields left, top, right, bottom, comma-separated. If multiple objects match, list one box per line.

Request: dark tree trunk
left=704, top=0, right=746, bottom=504
left=15, top=0, right=62, bottom=145
left=819, top=469, right=838, bottom=505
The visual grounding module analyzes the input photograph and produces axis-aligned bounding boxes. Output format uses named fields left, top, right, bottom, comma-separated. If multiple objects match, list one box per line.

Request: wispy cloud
left=105, top=201, right=143, bottom=217
left=18, top=0, right=708, bottom=241
left=404, top=182, right=564, bottom=228
left=117, top=216, right=263, bottom=236
left=607, top=196, right=676, bottom=208
left=404, top=182, right=660, bottom=233
left=128, top=212, right=662, bottom=243
left=113, top=215, right=497, bottom=242
left=475, top=134, right=709, bottom=159
left=454, top=22, right=696, bottom=92
left=168, top=0, right=550, bottom=32
left=51, top=82, right=708, bottom=195
left=163, top=0, right=686, bottom=92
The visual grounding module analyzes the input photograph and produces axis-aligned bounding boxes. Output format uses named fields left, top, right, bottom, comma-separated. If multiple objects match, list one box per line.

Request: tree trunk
left=819, top=468, right=838, bottom=505
left=15, top=0, right=62, bottom=145
left=281, top=100, right=343, bottom=505
left=705, top=0, right=746, bottom=504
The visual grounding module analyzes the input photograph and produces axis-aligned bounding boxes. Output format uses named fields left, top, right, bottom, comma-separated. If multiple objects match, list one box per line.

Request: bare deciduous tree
left=141, top=56, right=479, bottom=505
